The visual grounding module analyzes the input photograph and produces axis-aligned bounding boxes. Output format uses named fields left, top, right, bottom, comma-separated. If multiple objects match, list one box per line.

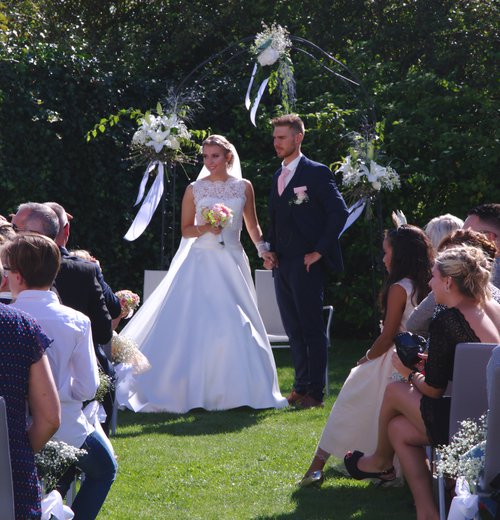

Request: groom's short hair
left=271, top=114, right=305, bottom=135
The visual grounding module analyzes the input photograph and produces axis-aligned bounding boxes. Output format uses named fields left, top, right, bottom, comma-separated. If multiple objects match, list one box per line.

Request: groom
left=264, top=114, right=348, bottom=408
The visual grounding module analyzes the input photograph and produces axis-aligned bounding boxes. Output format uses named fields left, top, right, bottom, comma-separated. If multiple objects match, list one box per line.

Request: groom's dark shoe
left=298, top=395, right=324, bottom=409
left=287, top=390, right=306, bottom=405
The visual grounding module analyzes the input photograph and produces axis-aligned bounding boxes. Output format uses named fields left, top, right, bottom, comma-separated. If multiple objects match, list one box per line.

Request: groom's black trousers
left=273, top=256, right=328, bottom=401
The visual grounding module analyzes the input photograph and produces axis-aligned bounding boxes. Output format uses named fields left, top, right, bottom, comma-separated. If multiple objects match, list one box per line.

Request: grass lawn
left=99, top=340, right=413, bottom=519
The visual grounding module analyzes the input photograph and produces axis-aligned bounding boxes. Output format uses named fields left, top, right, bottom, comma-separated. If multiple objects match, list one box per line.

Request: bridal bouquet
left=115, top=289, right=140, bottom=319
left=201, top=203, right=233, bottom=246
left=35, top=440, right=87, bottom=493
left=336, top=132, right=400, bottom=206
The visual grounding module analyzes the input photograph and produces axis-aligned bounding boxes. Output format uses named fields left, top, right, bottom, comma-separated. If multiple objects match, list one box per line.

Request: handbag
left=394, top=332, right=427, bottom=368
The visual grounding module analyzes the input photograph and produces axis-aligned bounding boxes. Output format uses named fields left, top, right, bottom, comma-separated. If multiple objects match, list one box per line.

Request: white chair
left=482, top=363, right=500, bottom=492
left=143, top=270, right=168, bottom=302
left=0, top=396, right=15, bottom=520
left=254, top=269, right=334, bottom=396
left=437, top=343, right=498, bottom=519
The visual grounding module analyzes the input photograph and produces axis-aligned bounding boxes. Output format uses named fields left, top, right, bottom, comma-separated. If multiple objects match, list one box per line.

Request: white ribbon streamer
left=124, top=162, right=165, bottom=241
left=41, top=490, right=74, bottom=520
left=249, top=76, right=270, bottom=126
left=339, top=197, right=367, bottom=237
left=447, top=477, right=479, bottom=520
left=134, top=161, right=158, bottom=207
left=245, top=63, right=258, bottom=110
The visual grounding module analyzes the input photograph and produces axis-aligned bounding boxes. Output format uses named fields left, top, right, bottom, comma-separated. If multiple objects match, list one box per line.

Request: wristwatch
left=408, top=371, right=417, bottom=383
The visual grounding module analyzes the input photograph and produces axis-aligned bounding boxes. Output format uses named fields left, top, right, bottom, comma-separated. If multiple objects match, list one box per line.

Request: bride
left=117, top=135, right=288, bottom=413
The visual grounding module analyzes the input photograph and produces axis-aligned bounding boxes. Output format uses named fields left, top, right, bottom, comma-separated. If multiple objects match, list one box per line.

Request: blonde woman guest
left=424, top=213, right=463, bottom=252
left=406, top=229, right=500, bottom=338
left=345, top=246, right=500, bottom=520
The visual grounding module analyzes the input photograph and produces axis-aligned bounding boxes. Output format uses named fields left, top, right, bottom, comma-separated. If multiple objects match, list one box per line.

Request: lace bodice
left=192, top=177, right=246, bottom=248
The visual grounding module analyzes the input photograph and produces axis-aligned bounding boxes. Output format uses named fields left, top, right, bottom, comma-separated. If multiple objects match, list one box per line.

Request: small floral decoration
left=250, top=22, right=295, bottom=112
left=93, top=367, right=114, bottom=403
left=251, top=22, right=291, bottom=66
left=289, top=186, right=309, bottom=206
left=336, top=132, right=400, bottom=206
left=111, top=332, right=151, bottom=374
left=201, top=203, right=233, bottom=228
left=35, top=440, right=87, bottom=493
left=130, top=102, right=199, bottom=167
left=115, top=289, right=140, bottom=319
left=436, top=414, right=487, bottom=492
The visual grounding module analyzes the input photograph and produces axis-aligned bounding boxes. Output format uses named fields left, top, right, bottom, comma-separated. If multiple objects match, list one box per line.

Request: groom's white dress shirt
left=280, top=153, right=303, bottom=190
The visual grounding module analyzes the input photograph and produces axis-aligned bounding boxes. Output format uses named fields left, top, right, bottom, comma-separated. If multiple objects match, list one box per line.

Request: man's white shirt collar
left=282, top=153, right=303, bottom=174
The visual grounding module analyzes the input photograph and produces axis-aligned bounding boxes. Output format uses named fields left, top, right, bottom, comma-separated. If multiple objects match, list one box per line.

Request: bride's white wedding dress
left=117, top=176, right=287, bottom=413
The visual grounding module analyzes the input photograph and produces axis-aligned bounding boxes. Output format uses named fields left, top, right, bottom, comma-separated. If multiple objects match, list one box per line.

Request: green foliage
left=1, top=0, right=498, bottom=337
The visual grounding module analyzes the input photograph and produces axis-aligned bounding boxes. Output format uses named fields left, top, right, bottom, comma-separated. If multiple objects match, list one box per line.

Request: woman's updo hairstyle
left=202, top=135, right=235, bottom=169
left=435, top=245, right=492, bottom=303
left=438, top=228, right=497, bottom=261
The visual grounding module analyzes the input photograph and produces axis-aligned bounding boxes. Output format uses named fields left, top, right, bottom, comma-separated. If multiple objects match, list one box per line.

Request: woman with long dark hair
left=299, top=224, right=434, bottom=487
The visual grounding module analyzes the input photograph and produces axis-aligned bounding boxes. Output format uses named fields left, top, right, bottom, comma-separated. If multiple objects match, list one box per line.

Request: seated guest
left=45, top=202, right=120, bottom=435
left=0, top=221, right=16, bottom=303
left=4, top=233, right=117, bottom=520
left=424, top=213, right=463, bottom=252
left=12, top=202, right=113, bottom=345
left=463, top=203, right=500, bottom=288
left=299, top=225, right=434, bottom=487
left=406, top=228, right=500, bottom=337
left=0, top=260, right=60, bottom=519
left=344, top=246, right=500, bottom=520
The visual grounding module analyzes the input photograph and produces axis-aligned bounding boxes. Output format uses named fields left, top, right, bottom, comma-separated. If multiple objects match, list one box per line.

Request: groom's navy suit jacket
left=268, top=155, right=348, bottom=270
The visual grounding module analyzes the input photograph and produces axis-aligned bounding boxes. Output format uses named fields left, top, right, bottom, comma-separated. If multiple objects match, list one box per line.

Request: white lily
left=146, top=130, right=170, bottom=153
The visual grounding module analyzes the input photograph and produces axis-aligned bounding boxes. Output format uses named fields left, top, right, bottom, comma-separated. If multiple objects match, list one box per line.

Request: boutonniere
left=289, top=186, right=309, bottom=205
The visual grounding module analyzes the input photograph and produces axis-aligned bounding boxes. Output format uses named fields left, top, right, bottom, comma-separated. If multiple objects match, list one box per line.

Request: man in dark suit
left=12, top=202, right=113, bottom=346
left=44, top=201, right=121, bottom=436
left=264, top=115, right=348, bottom=408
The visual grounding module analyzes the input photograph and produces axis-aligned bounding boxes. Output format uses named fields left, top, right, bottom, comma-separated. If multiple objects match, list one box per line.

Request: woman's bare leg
left=389, top=416, right=438, bottom=520
left=304, top=447, right=330, bottom=475
left=356, top=381, right=426, bottom=473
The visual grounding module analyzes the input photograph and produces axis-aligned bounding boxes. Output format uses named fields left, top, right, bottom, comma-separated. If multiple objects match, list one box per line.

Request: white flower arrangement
left=35, top=440, right=87, bottom=493
left=251, top=22, right=292, bottom=67
left=436, top=414, right=487, bottom=492
left=93, top=368, right=114, bottom=403
left=112, top=332, right=151, bottom=374
left=336, top=133, right=401, bottom=204
left=247, top=22, right=296, bottom=117
left=130, top=102, right=197, bottom=165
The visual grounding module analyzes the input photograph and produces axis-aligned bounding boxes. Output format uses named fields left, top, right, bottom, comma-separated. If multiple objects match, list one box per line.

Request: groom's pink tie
left=277, top=166, right=291, bottom=196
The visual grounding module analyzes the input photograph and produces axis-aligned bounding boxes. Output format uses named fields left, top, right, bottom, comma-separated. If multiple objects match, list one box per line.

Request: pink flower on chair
left=290, top=186, right=309, bottom=205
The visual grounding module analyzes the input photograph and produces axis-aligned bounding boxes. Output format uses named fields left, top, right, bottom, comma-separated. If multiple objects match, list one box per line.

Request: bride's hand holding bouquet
left=200, top=203, right=233, bottom=246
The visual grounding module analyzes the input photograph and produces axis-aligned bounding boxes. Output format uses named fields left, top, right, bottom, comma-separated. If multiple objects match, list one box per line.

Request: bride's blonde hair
left=202, top=135, right=235, bottom=169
